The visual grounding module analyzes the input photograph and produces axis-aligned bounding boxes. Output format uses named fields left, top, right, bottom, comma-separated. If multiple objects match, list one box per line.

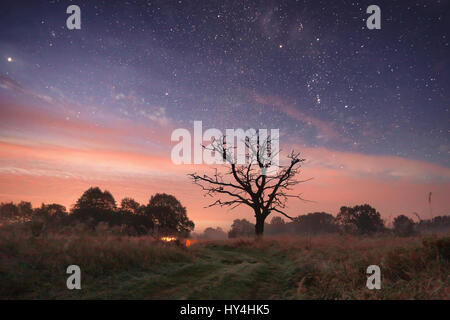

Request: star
left=7, top=57, right=12, bottom=62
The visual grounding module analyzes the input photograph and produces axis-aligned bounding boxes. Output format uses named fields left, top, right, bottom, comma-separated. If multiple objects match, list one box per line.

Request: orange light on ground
left=160, top=236, right=177, bottom=242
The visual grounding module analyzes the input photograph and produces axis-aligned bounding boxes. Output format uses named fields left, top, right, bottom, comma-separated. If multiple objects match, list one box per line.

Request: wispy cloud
left=251, top=93, right=346, bottom=142
left=0, top=74, right=54, bottom=104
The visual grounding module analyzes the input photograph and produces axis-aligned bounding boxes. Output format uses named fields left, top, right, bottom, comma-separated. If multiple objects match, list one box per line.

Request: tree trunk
left=255, top=215, right=265, bottom=238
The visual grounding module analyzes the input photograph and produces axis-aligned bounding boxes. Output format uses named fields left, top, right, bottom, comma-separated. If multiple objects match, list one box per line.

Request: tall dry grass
left=0, top=224, right=192, bottom=299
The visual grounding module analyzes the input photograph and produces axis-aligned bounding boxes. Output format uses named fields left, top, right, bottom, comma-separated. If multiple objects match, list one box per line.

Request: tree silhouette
left=393, top=214, right=416, bottom=237
left=294, top=212, right=337, bottom=235
left=270, top=216, right=285, bottom=225
left=202, top=227, right=227, bottom=239
left=228, top=218, right=254, bottom=238
left=336, top=204, right=384, bottom=235
left=117, top=198, right=153, bottom=235
left=73, top=187, right=116, bottom=211
left=34, top=203, right=67, bottom=220
left=268, top=216, right=286, bottom=234
left=120, top=197, right=142, bottom=215
left=189, top=134, right=308, bottom=237
left=71, top=187, right=117, bottom=226
left=146, top=193, right=194, bottom=237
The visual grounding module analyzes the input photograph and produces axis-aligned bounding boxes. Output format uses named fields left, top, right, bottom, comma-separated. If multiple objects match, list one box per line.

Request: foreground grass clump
left=0, top=226, right=448, bottom=299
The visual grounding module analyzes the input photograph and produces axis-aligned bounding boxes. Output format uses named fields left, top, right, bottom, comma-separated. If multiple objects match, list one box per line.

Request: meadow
left=0, top=224, right=448, bottom=300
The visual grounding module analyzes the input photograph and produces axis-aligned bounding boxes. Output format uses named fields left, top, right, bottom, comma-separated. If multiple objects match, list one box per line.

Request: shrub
left=393, top=215, right=416, bottom=237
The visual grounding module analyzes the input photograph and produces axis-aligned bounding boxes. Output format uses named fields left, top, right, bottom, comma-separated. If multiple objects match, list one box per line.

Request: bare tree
left=188, top=133, right=310, bottom=237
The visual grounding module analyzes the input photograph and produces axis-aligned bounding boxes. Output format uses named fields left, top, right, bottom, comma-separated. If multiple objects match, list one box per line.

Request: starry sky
left=1, top=0, right=449, bottom=231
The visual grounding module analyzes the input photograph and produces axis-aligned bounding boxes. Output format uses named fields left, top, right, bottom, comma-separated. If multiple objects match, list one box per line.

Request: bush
left=393, top=215, right=416, bottom=237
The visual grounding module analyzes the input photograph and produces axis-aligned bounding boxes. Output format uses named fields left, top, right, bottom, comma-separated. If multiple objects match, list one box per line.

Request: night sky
left=1, top=0, right=449, bottom=229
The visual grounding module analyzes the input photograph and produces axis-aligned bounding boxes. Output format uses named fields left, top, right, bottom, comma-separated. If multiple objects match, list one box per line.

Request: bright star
left=7, top=57, right=12, bottom=62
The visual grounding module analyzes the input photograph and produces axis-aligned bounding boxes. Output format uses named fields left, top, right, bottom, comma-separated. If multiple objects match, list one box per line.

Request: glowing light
left=7, top=57, right=12, bottom=62
left=161, top=236, right=177, bottom=242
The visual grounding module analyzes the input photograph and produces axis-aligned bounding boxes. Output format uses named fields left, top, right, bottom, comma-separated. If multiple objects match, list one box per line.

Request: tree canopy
left=73, top=187, right=116, bottom=211
left=336, top=204, right=384, bottom=234
left=294, top=212, right=338, bottom=235
left=147, top=193, right=195, bottom=237
left=228, top=218, right=254, bottom=238
left=393, top=215, right=416, bottom=237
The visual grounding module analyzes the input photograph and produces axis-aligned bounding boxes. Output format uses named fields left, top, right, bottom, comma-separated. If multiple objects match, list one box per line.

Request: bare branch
left=189, top=134, right=311, bottom=235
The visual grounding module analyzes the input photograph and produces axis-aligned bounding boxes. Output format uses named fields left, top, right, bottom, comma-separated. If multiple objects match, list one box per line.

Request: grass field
left=0, top=226, right=448, bottom=299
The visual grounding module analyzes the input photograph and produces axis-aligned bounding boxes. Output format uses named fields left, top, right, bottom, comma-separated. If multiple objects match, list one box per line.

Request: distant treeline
left=0, top=187, right=194, bottom=237
left=197, top=207, right=450, bottom=239
left=1, top=188, right=449, bottom=238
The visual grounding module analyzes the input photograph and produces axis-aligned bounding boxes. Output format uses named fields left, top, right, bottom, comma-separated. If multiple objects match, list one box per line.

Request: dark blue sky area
left=1, top=0, right=449, bottom=165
